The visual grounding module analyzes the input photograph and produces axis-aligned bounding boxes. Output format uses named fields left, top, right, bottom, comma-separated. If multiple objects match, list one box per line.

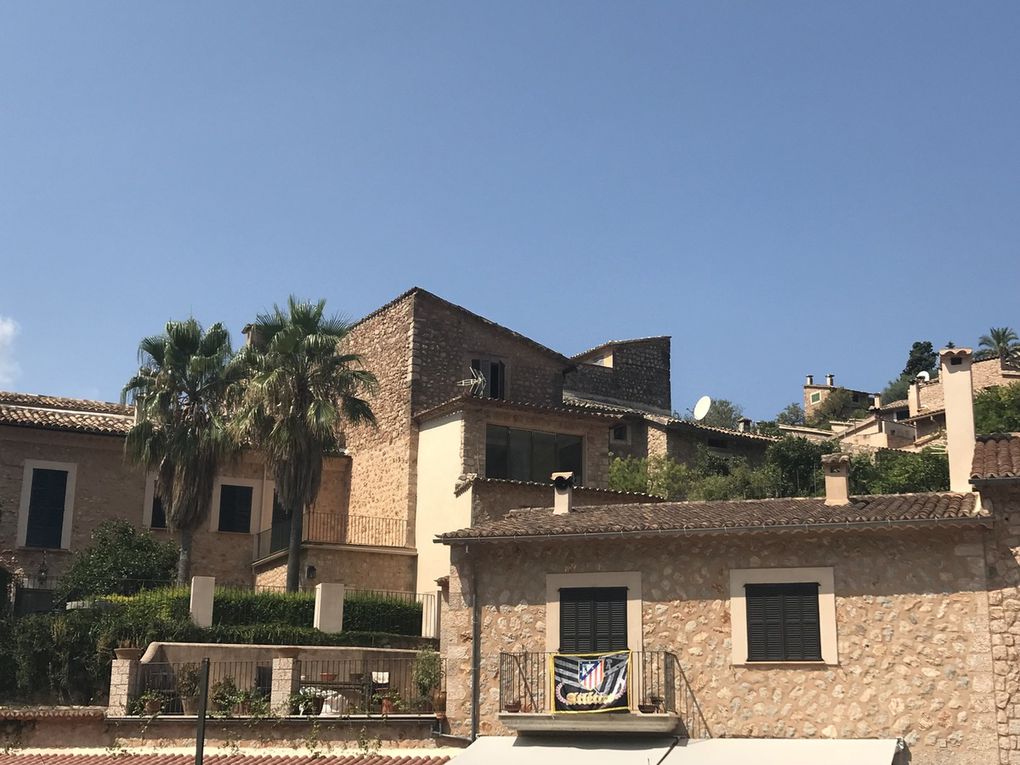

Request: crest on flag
left=578, top=659, right=604, bottom=690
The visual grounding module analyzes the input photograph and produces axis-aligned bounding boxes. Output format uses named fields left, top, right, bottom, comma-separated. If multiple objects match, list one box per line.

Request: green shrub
left=212, top=588, right=315, bottom=626
left=343, top=592, right=422, bottom=635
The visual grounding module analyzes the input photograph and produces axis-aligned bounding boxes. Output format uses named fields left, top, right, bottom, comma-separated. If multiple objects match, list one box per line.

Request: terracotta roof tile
left=971, top=434, right=1020, bottom=480
left=0, top=393, right=133, bottom=437
left=0, top=756, right=449, bottom=765
left=415, top=394, right=621, bottom=424
left=438, top=492, right=983, bottom=542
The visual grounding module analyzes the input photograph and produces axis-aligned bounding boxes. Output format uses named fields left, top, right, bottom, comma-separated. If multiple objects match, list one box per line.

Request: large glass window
left=217, top=484, right=253, bottom=533
left=25, top=468, right=68, bottom=549
left=485, top=425, right=583, bottom=483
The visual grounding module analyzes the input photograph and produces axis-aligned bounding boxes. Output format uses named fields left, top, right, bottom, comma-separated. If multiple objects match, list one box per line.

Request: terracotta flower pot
left=144, top=698, right=162, bottom=715
left=320, top=672, right=337, bottom=682
left=181, top=696, right=199, bottom=715
left=115, top=648, right=144, bottom=661
left=503, top=701, right=521, bottom=713
left=431, top=689, right=447, bottom=714
left=381, top=697, right=395, bottom=715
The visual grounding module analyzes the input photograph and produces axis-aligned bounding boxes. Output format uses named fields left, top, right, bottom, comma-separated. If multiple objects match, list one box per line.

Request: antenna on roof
left=692, top=395, right=712, bottom=421
left=455, top=367, right=487, bottom=397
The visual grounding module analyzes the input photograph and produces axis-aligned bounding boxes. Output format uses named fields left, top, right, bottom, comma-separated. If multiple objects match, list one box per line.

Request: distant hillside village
left=2, top=288, right=1020, bottom=764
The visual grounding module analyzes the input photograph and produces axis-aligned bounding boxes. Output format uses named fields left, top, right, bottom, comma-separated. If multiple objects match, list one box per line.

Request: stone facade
left=442, top=526, right=999, bottom=764
left=913, top=356, right=1020, bottom=416
left=565, top=337, right=672, bottom=413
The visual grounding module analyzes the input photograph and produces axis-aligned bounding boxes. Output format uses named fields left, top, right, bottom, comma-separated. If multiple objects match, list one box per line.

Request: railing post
left=313, top=582, right=345, bottom=632
left=190, top=576, right=215, bottom=627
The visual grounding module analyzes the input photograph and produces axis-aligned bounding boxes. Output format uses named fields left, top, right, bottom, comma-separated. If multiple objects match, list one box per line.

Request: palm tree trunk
left=177, top=526, right=193, bottom=585
left=286, top=507, right=304, bottom=592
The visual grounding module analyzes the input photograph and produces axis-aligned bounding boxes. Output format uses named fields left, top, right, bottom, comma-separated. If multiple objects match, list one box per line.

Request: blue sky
left=1, top=2, right=1018, bottom=419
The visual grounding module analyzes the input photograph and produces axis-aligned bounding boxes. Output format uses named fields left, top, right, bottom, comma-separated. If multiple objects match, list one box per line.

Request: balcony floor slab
left=499, top=712, right=681, bottom=735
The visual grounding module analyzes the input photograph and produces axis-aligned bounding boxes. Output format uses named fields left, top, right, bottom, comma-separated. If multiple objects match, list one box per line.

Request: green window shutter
left=746, top=583, right=821, bottom=662
left=560, top=587, right=627, bottom=653
left=26, top=468, right=67, bottom=549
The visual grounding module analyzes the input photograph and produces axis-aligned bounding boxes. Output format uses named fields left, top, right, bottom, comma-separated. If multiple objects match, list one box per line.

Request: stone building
left=435, top=348, right=1020, bottom=764
left=2, top=288, right=767, bottom=604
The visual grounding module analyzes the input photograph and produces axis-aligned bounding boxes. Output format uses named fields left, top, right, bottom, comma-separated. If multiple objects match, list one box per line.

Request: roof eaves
left=571, top=335, right=671, bottom=361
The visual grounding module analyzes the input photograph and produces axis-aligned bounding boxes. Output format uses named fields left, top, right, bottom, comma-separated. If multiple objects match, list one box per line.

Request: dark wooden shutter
left=218, top=485, right=253, bottom=533
left=746, top=583, right=821, bottom=661
left=26, top=468, right=68, bottom=549
left=151, top=495, right=167, bottom=529
left=560, top=587, right=627, bottom=653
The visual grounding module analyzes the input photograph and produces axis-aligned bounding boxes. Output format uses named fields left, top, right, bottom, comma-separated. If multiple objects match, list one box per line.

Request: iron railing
left=135, top=660, right=272, bottom=716
left=499, top=650, right=710, bottom=738
left=255, top=513, right=411, bottom=560
left=300, top=657, right=447, bottom=715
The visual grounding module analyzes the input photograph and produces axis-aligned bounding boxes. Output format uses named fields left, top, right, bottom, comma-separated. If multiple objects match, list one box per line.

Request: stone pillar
left=313, top=583, right=345, bottom=632
left=108, top=655, right=141, bottom=716
left=941, top=347, right=976, bottom=493
left=271, top=648, right=301, bottom=715
left=190, top=576, right=215, bottom=627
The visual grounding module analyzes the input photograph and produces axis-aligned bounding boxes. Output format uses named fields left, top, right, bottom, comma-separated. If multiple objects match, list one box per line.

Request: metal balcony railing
left=255, top=513, right=410, bottom=560
left=498, top=650, right=710, bottom=739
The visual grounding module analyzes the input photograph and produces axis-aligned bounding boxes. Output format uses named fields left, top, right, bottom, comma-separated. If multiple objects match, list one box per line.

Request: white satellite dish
left=692, top=395, right=712, bottom=421
left=916, top=371, right=931, bottom=382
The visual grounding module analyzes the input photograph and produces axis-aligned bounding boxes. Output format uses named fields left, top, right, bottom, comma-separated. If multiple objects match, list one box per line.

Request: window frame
left=610, top=423, right=630, bottom=445
left=729, top=567, right=837, bottom=666
left=470, top=357, right=508, bottom=400
left=18, top=460, right=77, bottom=550
left=545, top=571, right=642, bottom=653
left=484, top=424, right=585, bottom=484
left=558, top=586, right=629, bottom=653
left=210, top=477, right=260, bottom=535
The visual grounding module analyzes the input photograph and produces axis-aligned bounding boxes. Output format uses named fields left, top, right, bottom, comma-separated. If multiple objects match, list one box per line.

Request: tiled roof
left=971, top=434, right=1020, bottom=481
left=880, top=399, right=909, bottom=411
left=453, top=474, right=662, bottom=501
left=0, top=756, right=449, bottom=765
left=438, top=492, right=983, bottom=542
left=0, top=391, right=133, bottom=437
left=0, top=706, right=106, bottom=720
left=646, top=415, right=779, bottom=443
left=415, top=394, right=621, bottom=424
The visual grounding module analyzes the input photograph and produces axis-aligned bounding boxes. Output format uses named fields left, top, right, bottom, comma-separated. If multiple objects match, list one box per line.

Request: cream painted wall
left=414, top=412, right=468, bottom=594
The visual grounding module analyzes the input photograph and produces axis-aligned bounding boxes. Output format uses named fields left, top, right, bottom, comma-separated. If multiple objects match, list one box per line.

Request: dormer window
left=471, top=358, right=506, bottom=400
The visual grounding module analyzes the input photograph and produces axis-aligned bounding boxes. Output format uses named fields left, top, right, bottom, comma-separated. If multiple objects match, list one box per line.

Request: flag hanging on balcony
left=550, top=650, right=630, bottom=713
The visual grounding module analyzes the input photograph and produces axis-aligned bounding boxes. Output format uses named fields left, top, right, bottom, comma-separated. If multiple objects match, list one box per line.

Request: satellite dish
left=693, top=395, right=712, bottom=421
left=916, top=371, right=931, bottom=382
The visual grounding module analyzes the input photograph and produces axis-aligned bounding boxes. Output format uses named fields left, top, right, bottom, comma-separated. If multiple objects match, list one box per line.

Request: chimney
left=907, top=379, right=921, bottom=416
left=821, top=453, right=851, bottom=506
left=551, top=472, right=574, bottom=514
left=825, top=373, right=835, bottom=387
left=873, top=394, right=882, bottom=409
left=736, top=418, right=752, bottom=433
left=941, top=348, right=976, bottom=493
left=805, top=374, right=814, bottom=386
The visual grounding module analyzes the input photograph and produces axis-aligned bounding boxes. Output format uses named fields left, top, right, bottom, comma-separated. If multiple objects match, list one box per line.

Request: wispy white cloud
left=0, top=316, right=21, bottom=387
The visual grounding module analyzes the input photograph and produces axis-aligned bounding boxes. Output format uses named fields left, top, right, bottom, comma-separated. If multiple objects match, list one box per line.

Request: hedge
left=343, top=592, right=423, bottom=635
left=0, top=608, right=436, bottom=705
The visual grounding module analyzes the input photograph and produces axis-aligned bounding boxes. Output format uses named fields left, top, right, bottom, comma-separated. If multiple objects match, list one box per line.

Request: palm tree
left=978, top=327, right=1020, bottom=360
left=122, top=319, right=238, bottom=583
left=233, top=297, right=377, bottom=592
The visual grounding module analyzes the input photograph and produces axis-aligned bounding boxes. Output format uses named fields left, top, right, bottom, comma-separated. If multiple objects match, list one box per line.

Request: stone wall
left=442, top=527, right=997, bottom=764
left=253, top=547, right=416, bottom=592
left=916, top=357, right=1020, bottom=414
left=665, top=425, right=771, bottom=467
left=411, top=292, right=567, bottom=412
left=565, top=338, right=671, bottom=412
left=342, top=294, right=416, bottom=525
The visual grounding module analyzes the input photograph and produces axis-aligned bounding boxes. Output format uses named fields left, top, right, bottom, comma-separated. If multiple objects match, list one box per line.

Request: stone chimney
left=941, top=348, right=976, bottom=493
left=805, top=374, right=814, bottom=386
left=873, top=394, right=882, bottom=409
left=907, top=379, right=921, bottom=416
left=736, top=418, right=753, bottom=433
left=552, top=472, right=574, bottom=515
left=825, top=373, right=835, bottom=387
left=821, top=453, right=851, bottom=506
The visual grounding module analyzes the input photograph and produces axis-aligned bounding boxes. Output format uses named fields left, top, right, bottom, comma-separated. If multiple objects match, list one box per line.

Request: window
left=217, top=484, right=253, bottom=533
left=559, top=587, right=628, bottom=653
left=610, top=424, right=629, bottom=444
left=150, top=495, right=167, bottom=529
left=485, top=425, right=583, bottom=483
left=24, top=468, right=70, bottom=549
left=471, top=358, right=506, bottom=400
left=729, top=567, right=836, bottom=665
left=810, top=392, right=821, bottom=403
left=745, top=583, right=821, bottom=662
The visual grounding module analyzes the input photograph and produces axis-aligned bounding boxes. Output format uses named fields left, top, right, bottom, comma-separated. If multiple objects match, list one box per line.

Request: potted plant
left=292, top=687, right=326, bottom=716
left=412, top=648, right=445, bottom=715
left=373, top=690, right=402, bottom=716
left=114, top=640, right=144, bottom=661
left=137, top=690, right=166, bottom=716
left=176, top=663, right=201, bottom=715
left=233, top=687, right=267, bottom=717
left=211, top=677, right=240, bottom=716
left=503, top=698, right=522, bottom=714
left=639, top=694, right=664, bottom=714
left=320, top=671, right=337, bottom=682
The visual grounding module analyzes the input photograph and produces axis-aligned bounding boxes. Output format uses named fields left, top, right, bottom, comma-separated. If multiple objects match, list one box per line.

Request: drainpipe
left=470, top=550, right=481, bottom=741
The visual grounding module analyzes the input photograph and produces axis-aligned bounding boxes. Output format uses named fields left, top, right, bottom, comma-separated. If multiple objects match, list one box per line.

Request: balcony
left=254, top=512, right=410, bottom=561
left=498, top=651, right=709, bottom=737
